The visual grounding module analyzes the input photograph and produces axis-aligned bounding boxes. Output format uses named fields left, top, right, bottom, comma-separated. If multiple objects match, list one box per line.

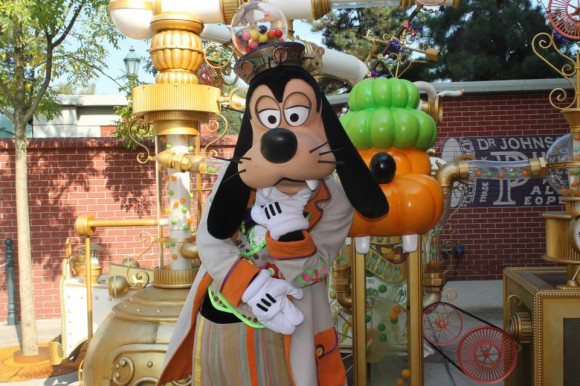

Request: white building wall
left=33, top=95, right=128, bottom=138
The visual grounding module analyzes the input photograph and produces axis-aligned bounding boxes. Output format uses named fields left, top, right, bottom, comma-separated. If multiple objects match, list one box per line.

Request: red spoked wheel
left=457, top=326, right=517, bottom=384
left=548, top=0, right=580, bottom=40
left=423, top=302, right=463, bottom=347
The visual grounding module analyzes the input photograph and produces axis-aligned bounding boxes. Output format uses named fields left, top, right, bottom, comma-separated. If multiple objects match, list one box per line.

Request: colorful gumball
left=249, top=40, right=259, bottom=49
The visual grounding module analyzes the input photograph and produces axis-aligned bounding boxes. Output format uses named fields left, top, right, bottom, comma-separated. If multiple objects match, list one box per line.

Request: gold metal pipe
left=435, top=159, right=470, bottom=188
left=195, top=132, right=203, bottom=229
left=414, top=81, right=443, bottom=123
left=408, top=244, right=423, bottom=386
left=157, top=150, right=206, bottom=174
left=529, top=157, right=548, bottom=178
left=85, top=236, right=94, bottom=341
left=435, top=157, right=546, bottom=188
left=352, top=244, right=367, bottom=386
left=155, top=137, right=165, bottom=267
left=75, top=214, right=160, bottom=237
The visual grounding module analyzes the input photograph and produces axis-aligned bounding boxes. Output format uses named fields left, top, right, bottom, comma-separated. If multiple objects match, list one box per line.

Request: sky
left=94, top=20, right=323, bottom=95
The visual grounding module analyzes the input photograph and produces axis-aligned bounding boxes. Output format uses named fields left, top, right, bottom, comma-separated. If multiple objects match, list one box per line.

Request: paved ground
left=0, top=280, right=504, bottom=386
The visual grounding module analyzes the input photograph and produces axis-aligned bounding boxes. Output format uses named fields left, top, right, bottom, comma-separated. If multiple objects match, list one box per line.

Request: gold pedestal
left=81, top=284, right=190, bottom=385
left=504, top=267, right=580, bottom=386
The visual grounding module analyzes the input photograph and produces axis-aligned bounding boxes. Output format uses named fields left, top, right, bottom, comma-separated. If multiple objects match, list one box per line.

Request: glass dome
left=546, top=133, right=580, bottom=196
left=230, top=1, right=288, bottom=55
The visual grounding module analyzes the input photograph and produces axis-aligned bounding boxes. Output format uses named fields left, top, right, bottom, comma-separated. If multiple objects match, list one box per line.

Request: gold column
left=84, top=236, right=94, bottom=340
left=352, top=246, right=368, bottom=385
left=407, top=244, right=424, bottom=386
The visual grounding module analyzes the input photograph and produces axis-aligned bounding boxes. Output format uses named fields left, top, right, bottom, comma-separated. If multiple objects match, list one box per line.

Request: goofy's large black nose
left=260, top=128, right=297, bottom=164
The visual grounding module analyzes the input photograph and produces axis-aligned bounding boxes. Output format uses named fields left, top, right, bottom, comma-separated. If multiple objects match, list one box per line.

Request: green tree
left=0, top=0, right=120, bottom=356
left=312, top=7, right=405, bottom=92
left=416, top=0, right=567, bottom=81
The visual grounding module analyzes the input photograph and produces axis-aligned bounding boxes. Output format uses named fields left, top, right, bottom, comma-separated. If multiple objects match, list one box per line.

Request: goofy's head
left=207, top=44, right=389, bottom=239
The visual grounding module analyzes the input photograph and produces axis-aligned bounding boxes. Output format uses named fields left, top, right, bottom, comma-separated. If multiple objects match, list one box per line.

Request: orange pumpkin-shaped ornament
left=341, top=78, right=444, bottom=237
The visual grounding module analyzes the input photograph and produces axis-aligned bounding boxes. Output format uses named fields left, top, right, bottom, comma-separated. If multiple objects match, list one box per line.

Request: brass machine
left=503, top=32, right=580, bottom=386
left=75, top=0, right=463, bottom=385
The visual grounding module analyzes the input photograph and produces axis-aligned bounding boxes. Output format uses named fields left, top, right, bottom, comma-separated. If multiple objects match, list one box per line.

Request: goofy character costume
left=157, top=42, right=389, bottom=386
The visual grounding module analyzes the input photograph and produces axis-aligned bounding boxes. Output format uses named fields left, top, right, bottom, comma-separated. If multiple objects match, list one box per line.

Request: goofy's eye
left=258, top=109, right=281, bottom=129
left=284, top=106, right=309, bottom=127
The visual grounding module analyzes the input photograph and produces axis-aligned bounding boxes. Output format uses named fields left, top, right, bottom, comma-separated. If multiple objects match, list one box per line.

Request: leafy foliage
left=311, top=2, right=572, bottom=83
left=0, top=0, right=121, bottom=124
left=312, top=7, right=405, bottom=92
left=413, top=0, right=572, bottom=81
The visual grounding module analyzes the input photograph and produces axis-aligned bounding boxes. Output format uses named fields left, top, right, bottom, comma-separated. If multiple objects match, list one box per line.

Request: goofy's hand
left=242, top=270, right=304, bottom=335
left=251, top=187, right=310, bottom=241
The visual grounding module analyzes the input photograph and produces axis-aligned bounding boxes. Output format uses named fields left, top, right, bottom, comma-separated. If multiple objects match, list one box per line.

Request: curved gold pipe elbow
left=435, top=159, right=470, bottom=189
left=414, top=81, right=443, bottom=123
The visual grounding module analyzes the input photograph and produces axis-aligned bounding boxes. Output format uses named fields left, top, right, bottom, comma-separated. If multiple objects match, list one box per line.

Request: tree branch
left=24, top=41, right=53, bottom=124
left=52, top=0, right=87, bottom=48
left=0, top=105, right=13, bottom=120
left=65, top=53, right=125, bottom=89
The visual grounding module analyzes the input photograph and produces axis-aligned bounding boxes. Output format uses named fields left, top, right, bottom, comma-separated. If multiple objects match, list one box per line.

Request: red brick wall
left=0, top=88, right=570, bottom=321
left=434, top=91, right=568, bottom=279
left=0, top=135, right=234, bottom=321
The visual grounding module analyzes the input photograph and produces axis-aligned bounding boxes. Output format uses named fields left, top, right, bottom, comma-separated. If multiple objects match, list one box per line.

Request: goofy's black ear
left=321, top=97, right=389, bottom=218
left=207, top=111, right=253, bottom=239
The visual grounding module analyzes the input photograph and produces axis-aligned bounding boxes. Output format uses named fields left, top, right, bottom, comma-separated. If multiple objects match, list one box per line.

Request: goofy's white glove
left=251, top=187, right=311, bottom=240
left=242, top=270, right=304, bottom=335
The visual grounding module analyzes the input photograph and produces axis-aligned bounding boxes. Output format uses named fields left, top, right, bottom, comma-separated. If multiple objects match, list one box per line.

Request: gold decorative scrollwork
left=505, top=294, right=522, bottom=318
left=126, top=232, right=156, bottom=288
left=441, top=287, right=458, bottom=302
left=363, top=20, right=437, bottom=78
left=439, top=240, right=457, bottom=276
left=126, top=117, right=154, bottom=164
left=202, top=113, right=229, bottom=159
left=224, top=86, right=247, bottom=111
left=532, top=32, right=577, bottom=110
left=112, top=356, right=136, bottom=386
left=135, top=231, right=156, bottom=261
left=204, top=43, right=239, bottom=86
